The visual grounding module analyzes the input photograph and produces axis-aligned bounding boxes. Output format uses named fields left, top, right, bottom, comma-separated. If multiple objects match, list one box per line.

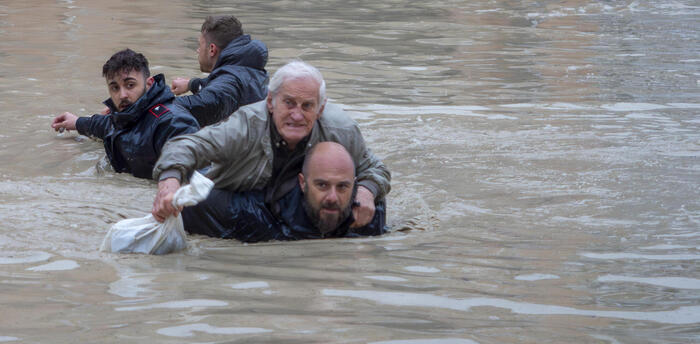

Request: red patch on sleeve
left=149, top=104, right=170, bottom=118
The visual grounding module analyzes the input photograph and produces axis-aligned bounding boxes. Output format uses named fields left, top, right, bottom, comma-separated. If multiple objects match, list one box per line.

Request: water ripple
left=115, top=299, right=228, bottom=312
left=156, top=323, right=272, bottom=337
left=26, top=259, right=79, bottom=271
left=323, top=289, right=700, bottom=325
left=581, top=252, right=700, bottom=260
left=598, top=274, right=700, bottom=290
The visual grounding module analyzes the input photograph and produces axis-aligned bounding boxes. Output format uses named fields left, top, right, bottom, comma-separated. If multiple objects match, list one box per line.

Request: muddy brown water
left=1, top=1, right=699, bottom=343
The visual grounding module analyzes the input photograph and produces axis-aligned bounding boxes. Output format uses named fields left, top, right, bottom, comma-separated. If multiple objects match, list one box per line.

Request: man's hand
left=152, top=177, right=182, bottom=222
left=350, top=186, right=375, bottom=228
left=51, top=112, right=78, bottom=132
left=100, top=106, right=111, bottom=115
left=171, top=77, right=191, bottom=95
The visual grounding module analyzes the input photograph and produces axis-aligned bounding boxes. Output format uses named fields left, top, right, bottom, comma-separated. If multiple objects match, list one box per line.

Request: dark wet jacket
left=175, top=34, right=268, bottom=127
left=75, top=74, right=200, bottom=179
left=275, top=184, right=387, bottom=240
left=182, top=184, right=387, bottom=243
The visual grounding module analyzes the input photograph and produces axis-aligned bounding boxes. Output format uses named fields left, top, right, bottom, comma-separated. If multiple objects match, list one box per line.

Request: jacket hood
left=104, top=74, right=175, bottom=129
left=214, top=34, right=268, bottom=71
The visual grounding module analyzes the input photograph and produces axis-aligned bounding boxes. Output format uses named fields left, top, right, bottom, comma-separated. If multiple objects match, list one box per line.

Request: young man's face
left=197, top=34, right=215, bottom=73
left=299, top=148, right=355, bottom=234
left=106, top=69, right=152, bottom=112
left=267, top=77, right=324, bottom=150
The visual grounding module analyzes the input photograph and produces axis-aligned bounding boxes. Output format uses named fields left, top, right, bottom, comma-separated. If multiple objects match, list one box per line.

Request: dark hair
left=201, top=15, right=244, bottom=49
left=102, top=48, right=150, bottom=80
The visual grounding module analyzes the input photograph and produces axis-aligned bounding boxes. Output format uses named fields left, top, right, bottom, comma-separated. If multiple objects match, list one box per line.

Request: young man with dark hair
left=51, top=48, right=199, bottom=179
left=171, top=15, right=269, bottom=127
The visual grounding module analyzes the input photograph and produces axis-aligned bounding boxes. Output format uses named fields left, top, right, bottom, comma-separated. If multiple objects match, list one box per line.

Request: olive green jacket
left=153, top=100, right=391, bottom=199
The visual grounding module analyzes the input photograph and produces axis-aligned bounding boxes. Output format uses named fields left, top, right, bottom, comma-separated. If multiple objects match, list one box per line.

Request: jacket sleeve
left=175, top=73, right=243, bottom=127
left=188, top=77, right=206, bottom=94
left=75, top=114, right=112, bottom=139
left=152, top=111, right=201, bottom=158
left=346, top=123, right=391, bottom=200
left=152, top=116, right=243, bottom=183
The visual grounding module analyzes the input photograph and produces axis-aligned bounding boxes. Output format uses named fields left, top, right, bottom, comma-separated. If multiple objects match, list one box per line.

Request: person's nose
left=119, top=87, right=129, bottom=99
left=289, top=106, right=304, bottom=121
left=324, top=187, right=339, bottom=204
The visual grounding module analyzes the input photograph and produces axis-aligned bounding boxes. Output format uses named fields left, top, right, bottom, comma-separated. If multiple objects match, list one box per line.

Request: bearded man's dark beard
left=302, top=185, right=356, bottom=236
left=118, top=84, right=147, bottom=111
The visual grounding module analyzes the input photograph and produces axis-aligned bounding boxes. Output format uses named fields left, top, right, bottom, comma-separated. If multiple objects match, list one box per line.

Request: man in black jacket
left=181, top=142, right=387, bottom=242
left=51, top=49, right=200, bottom=179
left=171, top=15, right=268, bottom=127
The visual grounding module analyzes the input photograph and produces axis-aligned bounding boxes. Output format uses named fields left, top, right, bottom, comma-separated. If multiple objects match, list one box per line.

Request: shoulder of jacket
left=144, top=103, right=172, bottom=119
left=236, top=100, right=268, bottom=120
left=209, top=65, right=237, bottom=76
left=319, top=102, right=357, bottom=129
left=205, top=100, right=267, bottom=134
left=150, top=102, right=197, bottom=123
left=203, top=69, right=244, bottom=91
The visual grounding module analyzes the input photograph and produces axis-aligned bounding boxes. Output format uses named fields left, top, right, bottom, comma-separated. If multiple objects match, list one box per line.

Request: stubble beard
left=302, top=186, right=354, bottom=236
left=117, top=84, right=147, bottom=112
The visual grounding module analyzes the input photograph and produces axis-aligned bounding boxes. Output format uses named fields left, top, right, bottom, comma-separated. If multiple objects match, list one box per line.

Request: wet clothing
left=75, top=74, right=200, bottom=179
left=175, top=34, right=268, bottom=127
left=155, top=99, right=390, bottom=242
left=153, top=100, right=391, bottom=201
left=265, top=122, right=310, bottom=215
left=182, top=184, right=387, bottom=242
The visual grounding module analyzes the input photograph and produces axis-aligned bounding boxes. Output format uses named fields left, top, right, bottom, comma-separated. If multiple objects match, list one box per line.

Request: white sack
left=100, top=171, right=214, bottom=255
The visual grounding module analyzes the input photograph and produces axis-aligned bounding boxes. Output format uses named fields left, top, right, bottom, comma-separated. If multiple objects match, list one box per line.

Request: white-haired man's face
left=267, top=76, right=325, bottom=150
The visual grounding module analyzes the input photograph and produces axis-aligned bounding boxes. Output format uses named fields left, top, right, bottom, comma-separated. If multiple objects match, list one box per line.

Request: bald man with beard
left=181, top=141, right=387, bottom=242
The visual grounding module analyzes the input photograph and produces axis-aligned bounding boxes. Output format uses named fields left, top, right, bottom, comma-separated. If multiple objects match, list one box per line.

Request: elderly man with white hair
left=151, top=60, right=390, bottom=240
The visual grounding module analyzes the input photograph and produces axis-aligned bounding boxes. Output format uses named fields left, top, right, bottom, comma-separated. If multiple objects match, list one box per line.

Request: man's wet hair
left=102, top=48, right=150, bottom=80
left=201, top=15, right=244, bottom=49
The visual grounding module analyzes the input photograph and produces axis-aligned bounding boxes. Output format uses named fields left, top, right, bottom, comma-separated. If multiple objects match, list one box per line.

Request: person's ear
left=267, top=93, right=274, bottom=113
left=298, top=173, right=306, bottom=192
left=316, top=101, right=326, bottom=119
left=209, top=43, right=218, bottom=58
left=146, top=76, right=155, bottom=89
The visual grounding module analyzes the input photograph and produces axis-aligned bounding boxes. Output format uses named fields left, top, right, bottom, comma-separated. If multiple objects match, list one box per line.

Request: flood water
left=1, top=0, right=699, bottom=343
